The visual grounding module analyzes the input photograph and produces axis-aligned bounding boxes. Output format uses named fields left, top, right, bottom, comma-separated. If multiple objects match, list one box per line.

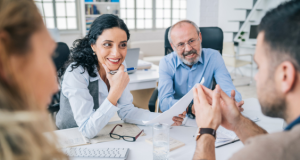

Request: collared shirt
left=158, top=48, right=242, bottom=112
left=285, top=116, right=300, bottom=131
left=62, top=64, right=160, bottom=139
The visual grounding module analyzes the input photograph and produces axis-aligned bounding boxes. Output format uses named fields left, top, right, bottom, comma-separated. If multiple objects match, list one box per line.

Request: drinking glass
left=153, top=123, right=170, bottom=160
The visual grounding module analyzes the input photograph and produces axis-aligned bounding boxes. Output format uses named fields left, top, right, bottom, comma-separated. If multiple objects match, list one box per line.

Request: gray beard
left=179, top=49, right=202, bottom=66
left=180, top=54, right=200, bottom=66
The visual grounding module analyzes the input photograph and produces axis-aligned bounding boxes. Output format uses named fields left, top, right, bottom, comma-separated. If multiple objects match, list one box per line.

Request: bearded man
left=158, top=20, right=242, bottom=113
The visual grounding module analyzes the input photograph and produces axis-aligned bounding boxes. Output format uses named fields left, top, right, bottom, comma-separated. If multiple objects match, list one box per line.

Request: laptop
left=125, top=48, right=140, bottom=74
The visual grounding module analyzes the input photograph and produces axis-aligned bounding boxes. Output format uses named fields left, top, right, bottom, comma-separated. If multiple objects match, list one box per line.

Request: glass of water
left=153, top=123, right=170, bottom=160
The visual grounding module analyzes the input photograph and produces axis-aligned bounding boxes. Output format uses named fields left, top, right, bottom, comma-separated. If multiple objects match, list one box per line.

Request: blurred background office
left=38, top=0, right=289, bottom=114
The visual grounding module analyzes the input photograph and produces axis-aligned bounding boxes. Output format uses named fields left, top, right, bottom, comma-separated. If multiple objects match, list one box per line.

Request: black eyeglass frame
left=109, top=124, right=144, bottom=142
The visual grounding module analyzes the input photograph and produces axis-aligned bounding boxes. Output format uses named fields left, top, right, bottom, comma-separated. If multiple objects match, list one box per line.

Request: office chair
left=48, top=42, right=70, bottom=119
left=223, top=42, right=253, bottom=86
left=164, top=27, right=223, bottom=55
left=149, top=27, right=224, bottom=112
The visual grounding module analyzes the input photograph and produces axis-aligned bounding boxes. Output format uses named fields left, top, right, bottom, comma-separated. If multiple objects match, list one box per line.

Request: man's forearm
left=193, top=134, right=216, bottom=160
left=234, top=115, right=267, bottom=143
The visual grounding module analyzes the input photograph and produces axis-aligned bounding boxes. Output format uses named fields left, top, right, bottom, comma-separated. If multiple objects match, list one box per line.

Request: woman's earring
left=93, top=52, right=96, bottom=55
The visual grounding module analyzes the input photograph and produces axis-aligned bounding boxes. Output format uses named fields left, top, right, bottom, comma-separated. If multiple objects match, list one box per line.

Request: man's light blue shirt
left=158, top=48, right=242, bottom=112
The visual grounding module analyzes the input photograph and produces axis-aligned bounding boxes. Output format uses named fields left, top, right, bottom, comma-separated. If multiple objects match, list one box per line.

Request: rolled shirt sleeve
left=117, top=86, right=161, bottom=124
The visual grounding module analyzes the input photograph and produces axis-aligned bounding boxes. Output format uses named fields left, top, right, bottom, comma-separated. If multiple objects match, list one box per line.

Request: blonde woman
left=0, top=0, right=67, bottom=159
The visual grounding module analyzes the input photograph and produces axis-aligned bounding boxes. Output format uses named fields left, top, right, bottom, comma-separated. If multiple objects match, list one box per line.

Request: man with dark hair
left=192, top=0, right=300, bottom=159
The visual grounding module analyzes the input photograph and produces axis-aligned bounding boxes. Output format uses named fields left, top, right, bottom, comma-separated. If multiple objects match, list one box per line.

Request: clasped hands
left=193, top=84, right=244, bottom=131
left=171, top=85, right=244, bottom=127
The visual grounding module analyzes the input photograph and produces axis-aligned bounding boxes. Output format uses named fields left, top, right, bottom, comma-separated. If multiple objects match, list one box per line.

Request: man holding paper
left=193, top=1, right=300, bottom=159
left=158, top=20, right=242, bottom=113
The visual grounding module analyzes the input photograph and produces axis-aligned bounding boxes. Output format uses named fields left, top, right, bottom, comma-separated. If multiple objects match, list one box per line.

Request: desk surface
left=128, top=64, right=159, bottom=91
left=71, top=98, right=284, bottom=160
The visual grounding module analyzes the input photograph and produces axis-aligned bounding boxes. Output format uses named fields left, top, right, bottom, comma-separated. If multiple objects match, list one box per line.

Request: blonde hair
left=0, top=111, right=68, bottom=160
left=0, top=0, right=68, bottom=159
left=0, top=0, right=44, bottom=111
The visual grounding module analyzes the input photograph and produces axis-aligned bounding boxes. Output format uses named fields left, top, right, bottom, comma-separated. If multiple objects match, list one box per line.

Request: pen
left=108, top=67, right=136, bottom=75
left=215, top=139, right=240, bottom=148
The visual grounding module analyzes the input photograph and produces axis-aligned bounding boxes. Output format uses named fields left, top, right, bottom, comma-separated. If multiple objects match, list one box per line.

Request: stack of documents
left=137, top=60, right=152, bottom=70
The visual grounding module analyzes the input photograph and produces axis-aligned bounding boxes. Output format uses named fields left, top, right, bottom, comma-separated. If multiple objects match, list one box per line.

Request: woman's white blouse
left=62, top=64, right=160, bottom=139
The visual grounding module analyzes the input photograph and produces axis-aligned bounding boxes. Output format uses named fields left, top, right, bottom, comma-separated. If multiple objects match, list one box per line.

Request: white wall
left=186, top=0, right=201, bottom=26
left=129, top=30, right=165, bottom=42
left=200, top=0, right=219, bottom=27
left=60, top=33, right=82, bottom=48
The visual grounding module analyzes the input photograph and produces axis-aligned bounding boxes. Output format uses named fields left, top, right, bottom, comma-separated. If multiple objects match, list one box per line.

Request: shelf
left=223, top=31, right=238, bottom=33
left=86, top=14, right=119, bottom=17
left=228, top=20, right=244, bottom=22
left=234, top=8, right=252, bottom=10
left=85, top=14, right=101, bottom=17
left=85, top=2, right=119, bottom=5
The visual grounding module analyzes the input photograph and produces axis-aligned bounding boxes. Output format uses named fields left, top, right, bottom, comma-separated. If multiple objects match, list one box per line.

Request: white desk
left=128, top=64, right=159, bottom=91
left=71, top=98, right=284, bottom=160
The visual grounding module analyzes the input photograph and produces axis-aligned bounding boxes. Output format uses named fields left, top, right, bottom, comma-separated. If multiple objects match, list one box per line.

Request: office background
left=38, top=0, right=289, bottom=110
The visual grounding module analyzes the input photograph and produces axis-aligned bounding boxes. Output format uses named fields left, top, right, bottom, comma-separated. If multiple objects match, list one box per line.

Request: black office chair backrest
left=53, top=42, right=70, bottom=71
left=164, top=27, right=224, bottom=55
left=49, top=42, right=70, bottom=119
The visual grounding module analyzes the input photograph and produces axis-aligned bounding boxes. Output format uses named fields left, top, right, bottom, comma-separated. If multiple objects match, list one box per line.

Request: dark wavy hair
left=59, top=14, right=130, bottom=77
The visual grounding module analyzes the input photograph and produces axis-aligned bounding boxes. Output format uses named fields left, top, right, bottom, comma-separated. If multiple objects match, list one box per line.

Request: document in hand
left=142, top=78, right=205, bottom=125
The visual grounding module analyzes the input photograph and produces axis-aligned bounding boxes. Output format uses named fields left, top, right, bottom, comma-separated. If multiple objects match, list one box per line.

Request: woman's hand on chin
left=102, top=64, right=130, bottom=106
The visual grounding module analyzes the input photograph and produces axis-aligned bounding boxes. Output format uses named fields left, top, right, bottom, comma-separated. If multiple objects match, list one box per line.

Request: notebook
left=53, top=122, right=145, bottom=148
left=184, top=114, right=260, bottom=148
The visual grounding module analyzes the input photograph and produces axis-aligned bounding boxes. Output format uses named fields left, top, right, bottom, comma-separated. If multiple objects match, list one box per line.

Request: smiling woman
left=56, top=14, right=186, bottom=139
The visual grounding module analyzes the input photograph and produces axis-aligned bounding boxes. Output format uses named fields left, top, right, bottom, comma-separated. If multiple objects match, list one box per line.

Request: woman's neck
left=98, top=63, right=107, bottom=82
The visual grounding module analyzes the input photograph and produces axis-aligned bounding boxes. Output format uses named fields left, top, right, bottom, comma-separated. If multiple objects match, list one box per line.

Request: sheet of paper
left=217, top=126, right=237, bottom=139
left=184, top=117, right=198, bottom=127
left=53, top=127, right=87, bottom=148
left=242, top=112, right=260, bottom=122
left=143, top=78, right=205, bottom=125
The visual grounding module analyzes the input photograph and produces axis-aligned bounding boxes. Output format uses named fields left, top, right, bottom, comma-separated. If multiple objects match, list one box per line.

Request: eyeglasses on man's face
left=173, top=37, right=200, bottom=52
left=109, top=124, right=144, bottom=142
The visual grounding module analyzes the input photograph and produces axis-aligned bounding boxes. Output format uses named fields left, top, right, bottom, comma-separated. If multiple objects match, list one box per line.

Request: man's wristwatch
left=187, top=102, right=195, bottom=119
left=195, top=128, right=216, bottom=141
